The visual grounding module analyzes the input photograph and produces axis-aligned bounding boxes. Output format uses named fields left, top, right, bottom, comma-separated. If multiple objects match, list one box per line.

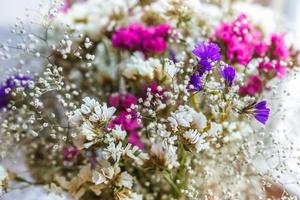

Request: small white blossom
left=183, top=130, right=209, bottom=153
left=123, top=53, right=162, bottom=80
left=116, top=172, right=133, bottom=189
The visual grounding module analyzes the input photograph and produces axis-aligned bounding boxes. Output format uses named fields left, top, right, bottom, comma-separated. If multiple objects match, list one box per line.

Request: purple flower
left=254, top=101, right=270, bottom=125
left=0, top=75, right=32, bottom=109
left=63, top=146, right=79, bottom=161
left=187, top=74, right=202, bottom=91
left=219, top=65, right=236, bottom=86
left=192, top=42, right=222, bottom=70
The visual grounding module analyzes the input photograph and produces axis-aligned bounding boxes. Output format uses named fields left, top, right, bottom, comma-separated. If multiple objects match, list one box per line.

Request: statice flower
left=241, top=100, right=270, bottom=125
left=253, top=101, right=270, bottom=125
left=270, top=33, right=290, bottom=60
left=259, top=59, right=287, bottom=78
left=219, top=65, right=236, bottom=86
left=192, top=41, right=222, bottom=70
left=0, top=75, right=32, bottom=109
left=214, top=13, right=262, bottom=65
left=108, top=93, right=144, bottom=149
left=112, top=23, right=171, bottom=55
left=63, top=146, right=79, bottom=161
left=187, top=73, right=202, bottom=91
left=239, top=75, right=262, bottom=96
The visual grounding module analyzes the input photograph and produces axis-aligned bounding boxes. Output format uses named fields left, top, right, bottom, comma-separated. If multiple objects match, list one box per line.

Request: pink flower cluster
left=112, top=23, right=171, bottom=54
left=214, top=14, right=291, bottom=96
left=258, top=34, right=290, bottom=78
left=239, top=75, right=262, bottom=96
left=108, top=93, right=144, bottom=149
left=214, top=14, right=262, bottom=65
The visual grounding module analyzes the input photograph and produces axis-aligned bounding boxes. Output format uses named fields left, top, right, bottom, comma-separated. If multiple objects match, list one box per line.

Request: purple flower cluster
left=0, top=75, right=32, bottom=109
left=112, top=23, right=171, bottom=54
left=188, top=41, right=236, bottom=91
left=192, top=42, right=222, bottom=70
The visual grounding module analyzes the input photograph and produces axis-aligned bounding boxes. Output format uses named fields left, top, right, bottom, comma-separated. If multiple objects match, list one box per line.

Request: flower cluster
left=112, top=23, right=171, bottom=54
left=0, top=1, right=299, bottom=200
left=0, top=75, right=32, bottom=109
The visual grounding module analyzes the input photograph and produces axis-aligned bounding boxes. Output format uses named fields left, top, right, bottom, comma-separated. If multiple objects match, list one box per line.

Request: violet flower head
left=0, top=75, right=32, bottom=109
left=254, top=101, right=270, bottom=125
left=219, top=65, right=236, bottom=86
left=187, top=74, right=202, bottom=91
left=192, top=41, right=222, bottom=70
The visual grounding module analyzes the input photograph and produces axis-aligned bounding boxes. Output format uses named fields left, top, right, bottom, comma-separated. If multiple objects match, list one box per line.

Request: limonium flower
left=0, top=75, right=32, bottom=109
left=270, top=34, right=290, bottom=60
left=63, top=146, right=79, bottom=161
left=192, top=41, right=222, bottom=70
left=108, top=93, right=144, bottom=149
left=219, top=65, right=236, bottom=86
left=239, top=75, right=262, bottom=96
left=241, top=101, right=270, bottom=125
left=214, top=13, right=262, bottom=65
left=112, top=23, right=171, bottom=55
left=187, top=73, right=202, bottom=91
left=253, top=101, right=270, bottom=125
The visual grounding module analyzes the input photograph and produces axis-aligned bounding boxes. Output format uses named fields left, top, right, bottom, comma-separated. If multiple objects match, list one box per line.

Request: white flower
left=183, top=130, right=209, bottom=153
left=92, top=166, right=116, bottom=185
left=116, top=172, right=133, bottom=189
left=208, top=122, right=222, bottom=137
left=124, top=144, right=149, bottom=165
left=123, top=53, right=162, bottom=80
left=111, top=125, right=127, bottom=141
left=168, top=106, right=207, bottom=130
left=70, top=97, right=116, bottom=141
left=70, top=109, right=82, bottom=125
left=164, top=60, right=180, bottom=78
left=92, top=171, right=106, bottom=185
left=151, top=142, right=179, bottom=169
left=103, top=142, right=123, bottom=162
left=96, top=103, right=116, bottom=121
left=53, top=0, right=132, bottom=41
left=192, top=112, right=207, bottom=130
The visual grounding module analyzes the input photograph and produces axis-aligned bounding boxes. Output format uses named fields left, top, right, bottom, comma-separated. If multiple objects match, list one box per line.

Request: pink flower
left=239, top=75, right=262, bottom=96
left=108, top=93, right=137, bottom=111
left=108, top=93, right=144, bottom=148
left=63, top=146, right=79, bottom=161
left=270, top=34, right=290, bottom=60
left=213, top=13, right=262, bottom=65
left=112, top=23, right=171, bottom=55
left=259, top=60, right=286, bottom=78
left=128, top=132, right=144, bottom=149
left=60, top=0, right=72, bottom=13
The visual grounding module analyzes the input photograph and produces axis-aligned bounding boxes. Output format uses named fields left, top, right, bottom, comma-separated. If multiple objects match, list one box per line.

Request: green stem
left=163, top=171, right=181, bottom=198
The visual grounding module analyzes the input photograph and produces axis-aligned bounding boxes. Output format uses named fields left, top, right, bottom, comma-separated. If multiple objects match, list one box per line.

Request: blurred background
left=0, top=0, right=300, bottom=199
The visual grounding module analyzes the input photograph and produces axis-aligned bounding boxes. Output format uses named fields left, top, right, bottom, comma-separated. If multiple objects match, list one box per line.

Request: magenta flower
left=214, top=13, right=262, bottom=65
left=112, top=23, right=171, bottom=55
left=63, top=146, right=79, bottom=161
left=239, top=75, right=262, bottom=96
left=270, top=34, right=290, bottom=60
left=108, top=93, right=144, bottom=148
left=108, top=93, right=137, bottom=111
